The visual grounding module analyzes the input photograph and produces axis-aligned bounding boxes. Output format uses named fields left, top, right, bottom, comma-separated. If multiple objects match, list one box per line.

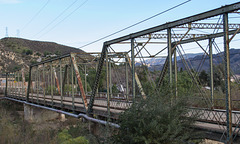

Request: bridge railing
left=2, top=52, right=134, bottom=118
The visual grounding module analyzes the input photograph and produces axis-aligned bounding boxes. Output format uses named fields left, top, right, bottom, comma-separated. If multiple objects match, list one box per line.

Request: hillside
left=140, top=53, right=203, bottom=66
left=0, top=37, right=86, bottom=72
left=147, top=49, right=240, bottom=74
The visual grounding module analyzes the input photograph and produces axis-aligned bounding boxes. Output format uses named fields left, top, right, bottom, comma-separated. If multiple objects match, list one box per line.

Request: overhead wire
left=38, top=0, right=89, bottom=38
left=21, top=0, right=51, bottom=31
left=33, top=0, right=78, bottom=38
left=78, top=0, right=191, bottom=49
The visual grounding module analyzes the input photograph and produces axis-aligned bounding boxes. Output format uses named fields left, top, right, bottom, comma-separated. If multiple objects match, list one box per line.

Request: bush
left=36, top=52, right=42, bottom=56
left=44, top=51, right=51, bottom=57
left=26, top=49, right=33, bottom=55
left=113, top=89, right=201, bottom=143
left=57, top=129, right=89, bottom=144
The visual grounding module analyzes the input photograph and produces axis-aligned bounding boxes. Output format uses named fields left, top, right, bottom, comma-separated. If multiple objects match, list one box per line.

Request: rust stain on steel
left=21, top=69, right=27, bottom=96
left=53, top=67, right=61, bottom=95
left=71, top=53, right=88, bottom=110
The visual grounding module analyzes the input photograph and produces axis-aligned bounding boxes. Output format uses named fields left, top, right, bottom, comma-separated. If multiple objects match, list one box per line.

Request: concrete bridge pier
left=24, top=104, right=66, bottom=122
left=88, top=121, right=101, bottom=136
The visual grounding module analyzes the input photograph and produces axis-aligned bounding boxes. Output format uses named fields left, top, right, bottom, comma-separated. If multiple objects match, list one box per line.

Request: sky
left=0, top=0, right=239, bottom=53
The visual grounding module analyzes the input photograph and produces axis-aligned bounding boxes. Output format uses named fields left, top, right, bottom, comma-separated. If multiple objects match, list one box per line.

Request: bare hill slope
left=0, top=37, right=86, bottom=72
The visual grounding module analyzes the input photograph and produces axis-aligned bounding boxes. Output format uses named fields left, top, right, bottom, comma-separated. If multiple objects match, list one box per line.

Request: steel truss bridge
left=1, top=2, right=240, bottom=143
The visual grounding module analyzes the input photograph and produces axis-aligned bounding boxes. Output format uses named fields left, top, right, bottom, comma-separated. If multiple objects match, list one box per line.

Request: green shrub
left=36, top=52, right=42, bottom=56
left=26, top=49, right=33, bottom=55
left=113, top=88, right=202, bottom=144
left=57, top=129, right=89, bottom=144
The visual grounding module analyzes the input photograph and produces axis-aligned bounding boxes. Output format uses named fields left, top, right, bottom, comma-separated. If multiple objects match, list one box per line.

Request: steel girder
left=176, top=23, right=240, bottom=29
left=105, top=2, right=240, bottom=45
left=139, top=33, right=208, bottom=39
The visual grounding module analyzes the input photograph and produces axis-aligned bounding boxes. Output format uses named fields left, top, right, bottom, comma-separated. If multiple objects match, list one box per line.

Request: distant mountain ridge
left=0, top=37, right=86, bottom=72
left=145, top=49, right=240, bottom=74
left=137, top=53, right=203, bottom=66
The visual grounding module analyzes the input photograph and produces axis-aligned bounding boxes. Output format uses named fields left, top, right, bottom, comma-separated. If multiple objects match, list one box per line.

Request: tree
left=213, top=64, right=225, bottom=91
left=199, top=70, right=208, bottom=86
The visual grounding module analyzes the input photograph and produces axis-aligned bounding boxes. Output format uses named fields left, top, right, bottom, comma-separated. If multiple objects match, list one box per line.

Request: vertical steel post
left=106, top=50, right=110, bottom=121
left=75, top=72, right=77, bottom=96
left=131, top=38, right=136, bottom=102
left=60, top=59, right=63, bottom=108
left=174, top=49, right=178, bottom=99
left=26, top=67, right=32, bottom=102
left=37, top=67, right=39, bottom=103
left=209, top=38, right=214, bottom=107
left=9, top=72, right=11, bottom=96
left=43, top=64, right=46, bottom=105
left=109, top=61, right=112, bottom=98
left=71, top=63, right=75, bottom=112
left=8, top=73, right=10, bottom=96
left=223, top=13, right=232, bottom=144
left=34, top=69, right=36, bottom=102
left=11, top=72, right=13, bottom=96
left=125, top=59, right=129, bottom=101
left=51, top=62, right=53, bottom=107
left=47, top=68, right=49, bottom=95
left=12, top=72, right=14, bottom=96
left=21, top=70, right=24, bottom=98
left=96, top=63, right=99, bottom=96
left=5, top=72, right=8, bottom=97
left=31, top=70, right=33, bottom=101
left=85, top=64, right=87, bottom=94
left=167, top=28, right=173, bottom=87
left=18, top=71, right=20, bottom=98
left=14, top=72, right=16, bottom=96
left=67, top=65, right=69, bottom=96
left=21, top=69, right=26, bottom=99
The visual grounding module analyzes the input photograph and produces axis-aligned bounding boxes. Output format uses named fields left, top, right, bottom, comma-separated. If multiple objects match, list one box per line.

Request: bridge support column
left=23, top=104, right=64, bottom=122
left=88, top=122, right=101, bottom=136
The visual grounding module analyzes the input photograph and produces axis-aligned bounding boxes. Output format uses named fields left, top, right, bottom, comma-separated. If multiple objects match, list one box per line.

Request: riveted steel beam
left=140, top=33, right=208, bottom=39
left=105, top=2, right=240, bottom=45
left=176, top=23, right=240, bottom=29
left=176, top=29, right=240, bottom=44
left=53, top=67, right=61, bottom=95
left=62, top=65, right=68, bottom=96
left=71, top=53, right=88, bottom=111
left=88, top=44, right=107, bottom=114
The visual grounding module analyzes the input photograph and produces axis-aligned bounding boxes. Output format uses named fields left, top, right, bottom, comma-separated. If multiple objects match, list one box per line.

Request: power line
left=38, top=0, right=89, bottom=38
left=78, top=0, right=191, bottom=49
left=33, top=0, right=78, bottom=38
left=21, top=0, right=51, bottom=31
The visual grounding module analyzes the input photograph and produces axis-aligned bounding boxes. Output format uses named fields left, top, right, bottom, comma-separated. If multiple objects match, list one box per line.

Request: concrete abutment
left=24, top=104, right=66, bottom=122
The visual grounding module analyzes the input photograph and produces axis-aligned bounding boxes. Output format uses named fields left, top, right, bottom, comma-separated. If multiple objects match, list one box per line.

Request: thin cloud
left=0, top=0, right=21, bottom=4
